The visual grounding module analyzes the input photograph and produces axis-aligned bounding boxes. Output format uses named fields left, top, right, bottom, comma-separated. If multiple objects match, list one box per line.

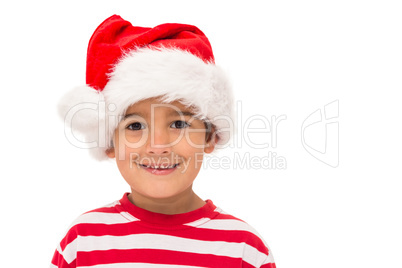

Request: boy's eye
left=170, top=120, right=190, bottom=129
left=127, top=122, right=145, bottom=130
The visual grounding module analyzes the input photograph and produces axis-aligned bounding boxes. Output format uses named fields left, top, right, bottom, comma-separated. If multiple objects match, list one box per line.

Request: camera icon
left=301, top=100, right=339, bottom=167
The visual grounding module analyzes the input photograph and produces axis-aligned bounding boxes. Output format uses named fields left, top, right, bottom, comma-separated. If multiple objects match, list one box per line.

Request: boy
left=53, top=15, right=276, bottom=268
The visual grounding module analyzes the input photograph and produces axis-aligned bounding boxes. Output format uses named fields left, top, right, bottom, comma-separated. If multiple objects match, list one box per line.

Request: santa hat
left=59, top=15, right=234, bottom=160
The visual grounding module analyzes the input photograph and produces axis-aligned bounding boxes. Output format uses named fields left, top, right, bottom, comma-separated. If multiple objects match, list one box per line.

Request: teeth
left=141, top=164, right=177, bottom=169
left=159, top=165, right=174, bottom=169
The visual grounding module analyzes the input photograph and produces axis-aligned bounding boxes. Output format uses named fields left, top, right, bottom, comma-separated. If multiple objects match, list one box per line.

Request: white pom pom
left=58, top=85, right=109, bottom=161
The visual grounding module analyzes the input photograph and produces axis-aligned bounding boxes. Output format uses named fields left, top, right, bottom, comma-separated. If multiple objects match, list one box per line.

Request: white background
left=1, top=1, right=401, bottom=267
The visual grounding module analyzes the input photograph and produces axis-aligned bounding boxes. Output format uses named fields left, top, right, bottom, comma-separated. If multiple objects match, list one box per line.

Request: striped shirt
left=51, top=193, right=276, bottom=268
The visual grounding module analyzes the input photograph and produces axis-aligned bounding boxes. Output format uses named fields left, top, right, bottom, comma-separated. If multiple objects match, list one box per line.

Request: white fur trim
left=59, top=48, right=234, bottom=161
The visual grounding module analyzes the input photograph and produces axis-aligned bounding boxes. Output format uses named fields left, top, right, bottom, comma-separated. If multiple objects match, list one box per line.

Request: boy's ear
left=204, top=127, right=219, bottom=154
left=204, top=140, right=216, bottom=154
left=105, top=147, right=116, bottom=159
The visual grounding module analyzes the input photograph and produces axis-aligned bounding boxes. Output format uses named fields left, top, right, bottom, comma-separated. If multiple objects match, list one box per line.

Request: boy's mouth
left=139, top=163, right=179, bottom=169
left=138, top=163, right=180, bottom=175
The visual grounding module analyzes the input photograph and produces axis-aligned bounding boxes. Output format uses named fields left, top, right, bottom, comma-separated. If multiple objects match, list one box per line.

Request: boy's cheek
left=118, top=130, right=149, bottom=149
left=125, top=135, right=147, bottom=145
left=184, top=132, right=208, bottom=148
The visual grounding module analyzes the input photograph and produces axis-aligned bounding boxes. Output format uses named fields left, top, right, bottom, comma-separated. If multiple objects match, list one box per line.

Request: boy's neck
left=128, top=187, right=206, bottom=215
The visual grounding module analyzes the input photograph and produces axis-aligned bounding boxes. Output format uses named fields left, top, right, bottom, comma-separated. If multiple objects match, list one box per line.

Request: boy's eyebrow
left=123, top=110, right=196, bottom=120
left=123, top=112, right=145, bottom=120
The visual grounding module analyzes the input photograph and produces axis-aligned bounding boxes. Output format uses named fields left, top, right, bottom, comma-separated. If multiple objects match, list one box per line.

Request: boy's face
left=106, top=98, right=215, bottom=200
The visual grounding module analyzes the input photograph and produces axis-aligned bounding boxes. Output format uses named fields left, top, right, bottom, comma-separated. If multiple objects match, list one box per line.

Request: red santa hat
left=59, top=15, right=233, bottom=160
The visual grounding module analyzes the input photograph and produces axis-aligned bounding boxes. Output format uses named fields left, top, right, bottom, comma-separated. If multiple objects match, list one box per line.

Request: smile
left=138, top=163, right=180, bottom=175
left=140, top=163, right=179, bottom=169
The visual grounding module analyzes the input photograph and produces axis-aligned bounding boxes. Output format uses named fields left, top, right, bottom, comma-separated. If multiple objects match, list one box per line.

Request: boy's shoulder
left=67, top=199, right=134, bottom=229
left=198, top=206, right=270, bottom=248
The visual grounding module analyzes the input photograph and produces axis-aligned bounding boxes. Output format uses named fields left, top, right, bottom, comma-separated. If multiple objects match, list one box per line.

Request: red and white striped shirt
left=51, top=193, right=276, bottom=268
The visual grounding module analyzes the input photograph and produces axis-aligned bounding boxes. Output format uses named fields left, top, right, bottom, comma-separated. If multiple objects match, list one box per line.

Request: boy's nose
left=146, top=129, right=172, bottom=155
